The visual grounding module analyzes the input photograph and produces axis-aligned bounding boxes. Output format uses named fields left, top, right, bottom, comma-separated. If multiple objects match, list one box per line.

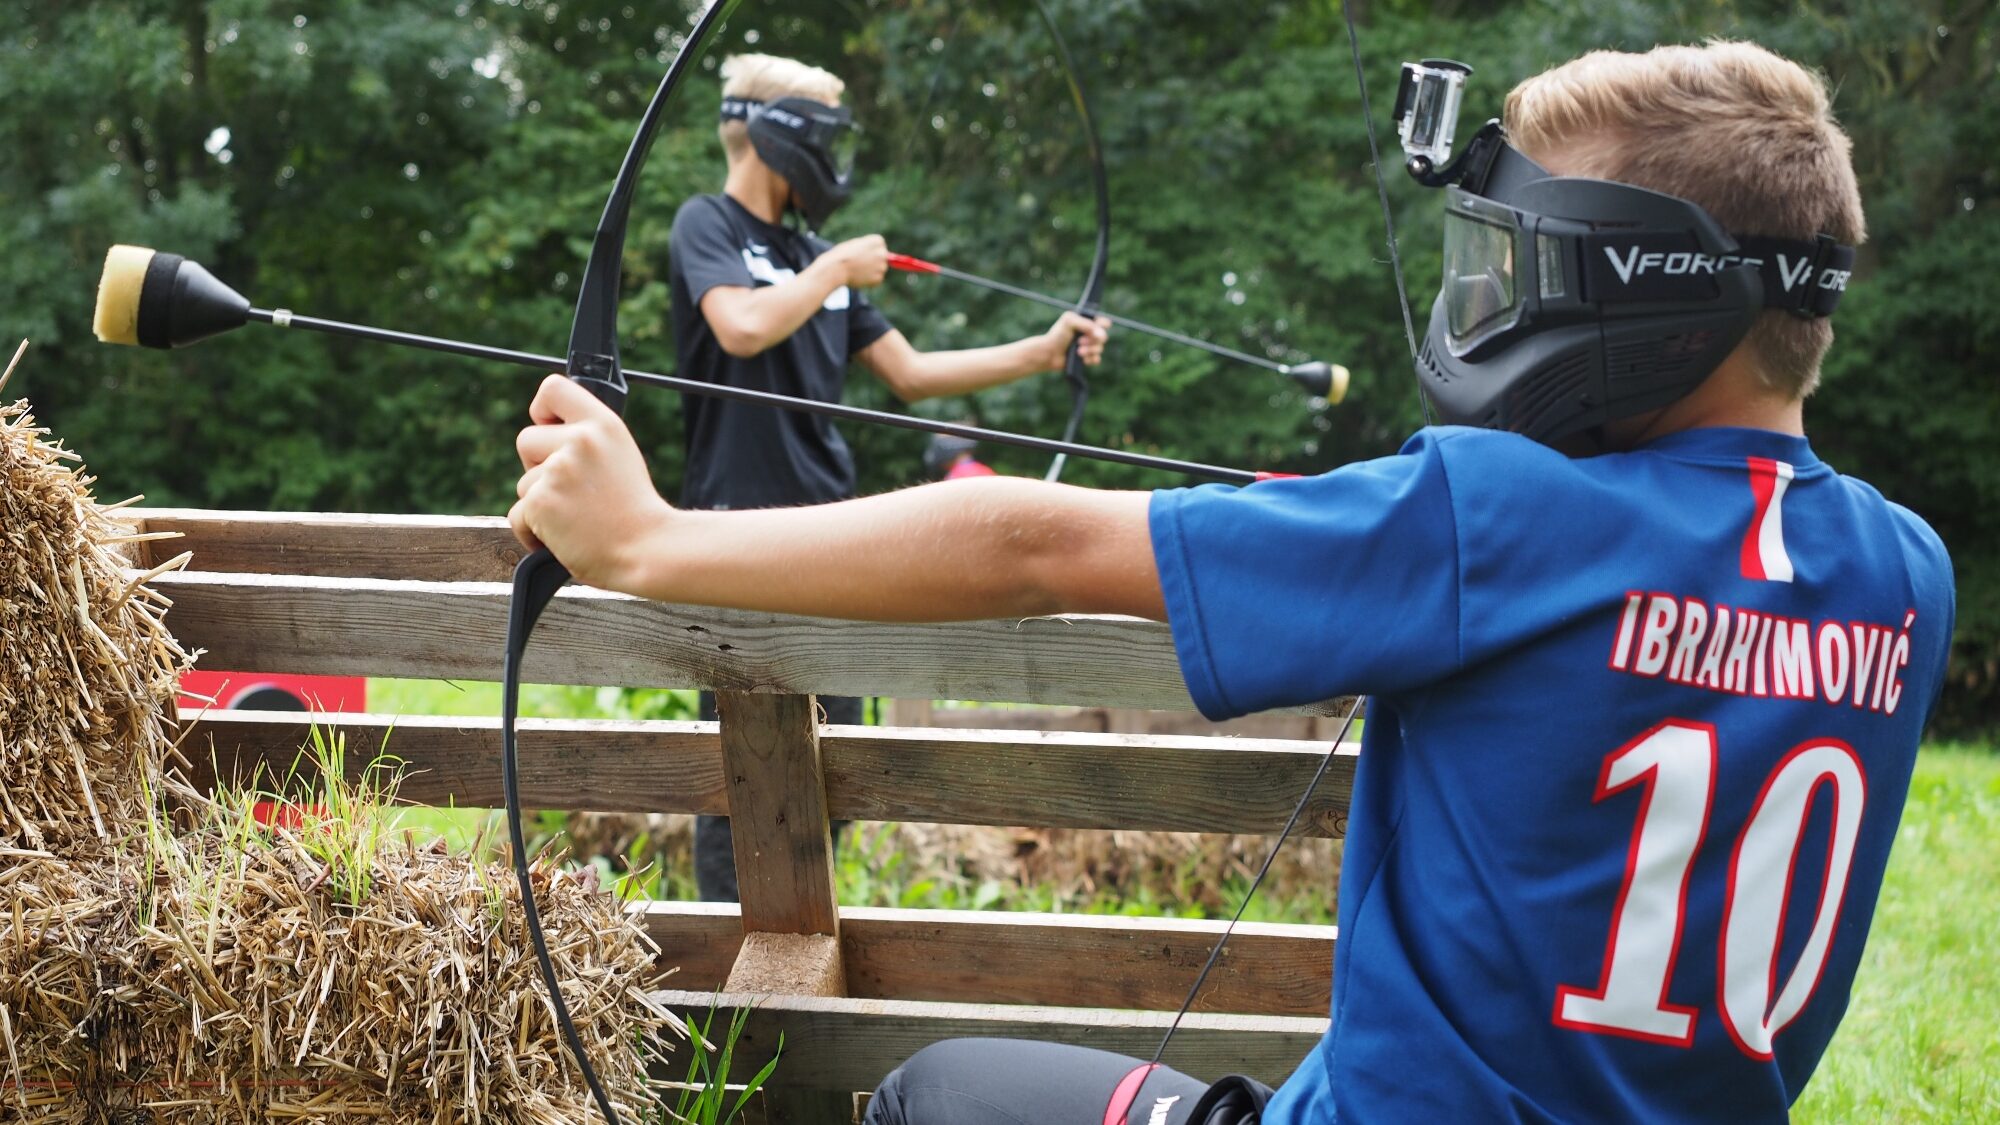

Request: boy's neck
left=724, top=157, right=792, bottom=225
left=1605, top=350, right=1806, bottom=449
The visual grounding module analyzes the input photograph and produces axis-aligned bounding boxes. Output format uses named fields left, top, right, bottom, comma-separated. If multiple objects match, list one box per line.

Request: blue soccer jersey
left=1149, top=426, right=1954, bottom=1124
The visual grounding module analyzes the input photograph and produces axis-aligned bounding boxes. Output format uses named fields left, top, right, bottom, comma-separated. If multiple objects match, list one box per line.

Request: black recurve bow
left=500, top=2, right=747, bottom=1121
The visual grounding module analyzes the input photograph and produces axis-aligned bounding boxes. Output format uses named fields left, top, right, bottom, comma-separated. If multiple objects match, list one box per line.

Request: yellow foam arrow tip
left=93, top=245, right=157, bottom=346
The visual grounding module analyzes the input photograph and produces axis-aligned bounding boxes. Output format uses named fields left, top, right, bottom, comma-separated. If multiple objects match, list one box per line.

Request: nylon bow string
left=1027, top=0, right=1112, bottom=482
left=1121, top=2, right=1432, bottom=1116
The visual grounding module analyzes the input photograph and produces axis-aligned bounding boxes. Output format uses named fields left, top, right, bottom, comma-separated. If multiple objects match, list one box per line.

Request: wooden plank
left=128, top=508, right=524, bottom=581
left=901, top=702, right=1353, bottom=742
left=181, top=714, right=1356, bottom=837
left=652, top=990, right=1325, bottom=1093
left=722, top=929, right=853, bottom=1125
left=762, top=1088, right=853, bottom=1125
left=719, top=693, right=840, bottom=937
left=835, top=908, right=1332, bottom=1018
left=178, top=710, right=729, bottom=815
left=149, top=570, right=1352, bottom=714
left=635, top=903, right=1336, bottom=1017
left=825, top=726, right=1355, bottom=838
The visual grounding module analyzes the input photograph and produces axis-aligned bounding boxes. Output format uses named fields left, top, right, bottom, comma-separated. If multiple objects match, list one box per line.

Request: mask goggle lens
left=1441, top=200, right=1522, bottom=353
left=826, top=123, right=857, bottom=175
left=766, top=97, right=856, bottom=175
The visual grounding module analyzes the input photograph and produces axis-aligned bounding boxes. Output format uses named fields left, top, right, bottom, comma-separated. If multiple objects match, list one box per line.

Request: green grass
left=368, top=678, right=699, bottom=852
left=364, top=679, right=1996, bottom=1116
left=1795, top=744, right=2000, bottom=1122
left=366, top=677, right=698, bottom=721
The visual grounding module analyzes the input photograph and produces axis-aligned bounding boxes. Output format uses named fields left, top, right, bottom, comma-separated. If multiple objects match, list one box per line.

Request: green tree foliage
left=2, top=0, right=1994, bottom=726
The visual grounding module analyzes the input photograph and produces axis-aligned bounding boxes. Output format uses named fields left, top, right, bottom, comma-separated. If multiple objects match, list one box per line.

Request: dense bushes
left=4, top=0, right=1993, bottom=726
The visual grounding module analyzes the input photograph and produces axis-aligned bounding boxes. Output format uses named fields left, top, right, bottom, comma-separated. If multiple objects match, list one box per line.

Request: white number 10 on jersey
left=1552, top=720, right=1867, bottom=1058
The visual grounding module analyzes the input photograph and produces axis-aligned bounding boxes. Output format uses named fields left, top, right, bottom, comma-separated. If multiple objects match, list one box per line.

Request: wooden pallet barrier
left=142, top=509, right=1352, bottom=1122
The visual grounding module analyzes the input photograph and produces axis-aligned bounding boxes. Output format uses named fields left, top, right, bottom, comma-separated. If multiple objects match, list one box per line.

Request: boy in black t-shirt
left=671, top=54, right=1109, bottom=901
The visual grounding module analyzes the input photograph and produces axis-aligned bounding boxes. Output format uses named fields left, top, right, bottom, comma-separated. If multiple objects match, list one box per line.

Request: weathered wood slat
left=888, top=699, right=1359, bottom=742
left=129, top=508, right=525, bottom=581
left=635, top=903, right=1336, bottom=1017
left=152, top=569, right=1350, bottom=714
left=835, top=907, right=1334, bottom=1017
left=719, top=693, right=840, bottom=937
left=178, top=711, right=729, bottom=814
left=823, top=725, right=1354, bottom=837
left=651, top=990, right=1325, bottom=1092
left=180, top=712, right=1355, bottom=836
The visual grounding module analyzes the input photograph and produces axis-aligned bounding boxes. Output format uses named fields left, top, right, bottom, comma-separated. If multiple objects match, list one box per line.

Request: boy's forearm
left=717, top=262, right=849, bottom=353
left=617, top=478, right=1164, bottom=622
left=892, top=337, right=1053, bottom=402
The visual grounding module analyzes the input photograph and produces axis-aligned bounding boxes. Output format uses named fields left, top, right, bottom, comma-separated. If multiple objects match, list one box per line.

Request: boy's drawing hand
left=822, top=234, right=890, bottom=289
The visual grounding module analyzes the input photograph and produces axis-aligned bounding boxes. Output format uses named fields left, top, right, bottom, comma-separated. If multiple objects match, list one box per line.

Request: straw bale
left=1, top=375, right=680, bottom=1122
left=0, top=394, right=190, bottom=858
left=101, top=803, right=675, bottom=1124
left=0, top=855, right=138, bottom=1124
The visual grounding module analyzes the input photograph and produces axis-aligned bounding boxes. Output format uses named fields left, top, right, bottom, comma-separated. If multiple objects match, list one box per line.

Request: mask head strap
left=720, top=96, right=853, bottom=139
left=1577, top=230, right=1856, bottom=317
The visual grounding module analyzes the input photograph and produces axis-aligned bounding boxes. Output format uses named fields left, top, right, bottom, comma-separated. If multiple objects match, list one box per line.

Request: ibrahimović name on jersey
left=1607, top=591, right=1919, bottom=715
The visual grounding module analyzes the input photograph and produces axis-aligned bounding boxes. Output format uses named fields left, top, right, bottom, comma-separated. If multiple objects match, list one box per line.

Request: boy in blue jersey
left=508, top=40, right=1955, bottom=1125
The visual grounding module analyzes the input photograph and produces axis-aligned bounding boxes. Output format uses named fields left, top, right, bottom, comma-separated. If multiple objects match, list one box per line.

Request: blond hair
left=1504, top=41, right=1865, bottom=397
left=718, top=54, right=845, bottom=161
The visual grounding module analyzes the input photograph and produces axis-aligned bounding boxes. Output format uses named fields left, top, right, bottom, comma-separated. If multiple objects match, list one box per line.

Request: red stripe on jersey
left=1740, top=458, right=1796, bottom=583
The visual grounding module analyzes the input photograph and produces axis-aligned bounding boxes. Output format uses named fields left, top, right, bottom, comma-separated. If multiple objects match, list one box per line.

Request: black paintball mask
left=721, top=94, right=856, bottom=230
left=1393, top=59, right=1857, bottom=452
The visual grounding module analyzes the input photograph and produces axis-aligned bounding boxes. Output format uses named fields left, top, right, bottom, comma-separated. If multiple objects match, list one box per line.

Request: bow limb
left=1029, top=0, right=1111, bottom=483
left=503, top=2, right=746, bottom=1121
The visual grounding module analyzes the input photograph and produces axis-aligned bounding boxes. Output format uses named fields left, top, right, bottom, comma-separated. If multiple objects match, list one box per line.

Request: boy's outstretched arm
left=854, top=313, right=1110, bottom=404
left=510, top=375, right=1165, bottom=623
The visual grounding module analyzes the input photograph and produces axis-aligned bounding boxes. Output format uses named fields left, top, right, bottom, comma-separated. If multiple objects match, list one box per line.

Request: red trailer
left=179, top=671, right=365, bottom=828
left=179, top=670, right=366, bottom=714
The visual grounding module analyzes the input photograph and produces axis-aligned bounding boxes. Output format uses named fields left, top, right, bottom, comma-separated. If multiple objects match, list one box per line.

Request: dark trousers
left=695, top=692, right=860, bottom=903
left=863, top=1039, right=1272, bottom=1124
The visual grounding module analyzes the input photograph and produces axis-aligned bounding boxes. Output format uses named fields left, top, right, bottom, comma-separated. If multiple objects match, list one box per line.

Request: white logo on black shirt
left=741, top=247, right=849, bottom=311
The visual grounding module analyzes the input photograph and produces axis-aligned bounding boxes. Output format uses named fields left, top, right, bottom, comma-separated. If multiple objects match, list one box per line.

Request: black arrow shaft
left=248, top=308, right=1259, bottom=485
left=892, top=258, right=1295, bottom=376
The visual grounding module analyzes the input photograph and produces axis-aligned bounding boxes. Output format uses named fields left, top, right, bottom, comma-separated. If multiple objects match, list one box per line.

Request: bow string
left=1124, top=2, right=1430, bottom=1113
left=1028, top=0, right=1111, bottom=482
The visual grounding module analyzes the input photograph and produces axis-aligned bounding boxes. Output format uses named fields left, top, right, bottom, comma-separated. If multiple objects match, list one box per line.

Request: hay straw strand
left=0, top=340, right=26, bottom=396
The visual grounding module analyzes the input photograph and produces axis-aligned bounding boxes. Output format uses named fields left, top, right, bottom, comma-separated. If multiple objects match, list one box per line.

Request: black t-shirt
left=668, top=194, right=895, bottom=510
